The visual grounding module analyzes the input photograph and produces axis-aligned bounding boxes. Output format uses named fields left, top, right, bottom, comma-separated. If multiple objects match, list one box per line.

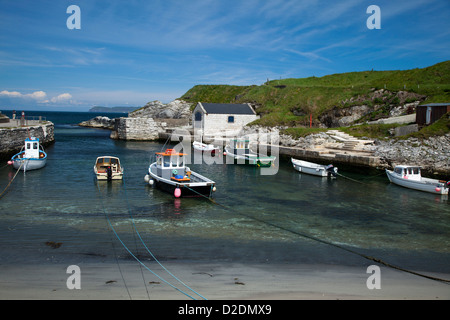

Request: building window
left=228, top=116, right=235, bottom=123
left=195, top=112, right=202, bottom=121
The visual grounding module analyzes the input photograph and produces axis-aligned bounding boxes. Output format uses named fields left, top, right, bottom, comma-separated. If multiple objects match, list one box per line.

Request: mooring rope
left=122, top=176, right=207, bottom=300
left=0, top=161, right=24, bottom=200
left=201, top=190, right=450, bottom=285
left=95, top=182, right=201, bottom=300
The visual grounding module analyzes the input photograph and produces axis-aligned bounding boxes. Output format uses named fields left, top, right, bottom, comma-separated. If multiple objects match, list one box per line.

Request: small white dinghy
left=94, top=156, right=124, bottom=181
left=10, top=137, right=47, bottom=171
left=386, top=165, right=449, bottom=195
left=291, top=158, right=337, bottom=178
left=193, top=141, right=220, bottom=154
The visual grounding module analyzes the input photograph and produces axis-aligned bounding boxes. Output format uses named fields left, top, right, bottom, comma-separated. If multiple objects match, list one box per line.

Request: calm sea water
left=0, top=111, right=449, bottom=274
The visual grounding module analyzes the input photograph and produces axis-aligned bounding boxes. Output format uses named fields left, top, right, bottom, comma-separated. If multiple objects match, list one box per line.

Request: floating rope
left=122, top=176, right=207, bottom=300
left=0, top=161, right=24, bottom=200
left=95, top=181, right=203, bottom=300
left=202, top=191, right=450, bottom=285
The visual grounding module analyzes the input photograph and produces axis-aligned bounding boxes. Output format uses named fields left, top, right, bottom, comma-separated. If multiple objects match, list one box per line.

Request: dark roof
left=199, top=103, right=255, bottom=115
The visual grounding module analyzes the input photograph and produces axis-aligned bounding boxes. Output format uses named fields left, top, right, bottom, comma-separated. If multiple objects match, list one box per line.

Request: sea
left=0, top=110, right=449, bottom=279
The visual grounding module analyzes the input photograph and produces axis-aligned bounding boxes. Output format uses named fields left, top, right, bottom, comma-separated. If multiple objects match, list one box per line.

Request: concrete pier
left=0, top=116, right=54, bottom=160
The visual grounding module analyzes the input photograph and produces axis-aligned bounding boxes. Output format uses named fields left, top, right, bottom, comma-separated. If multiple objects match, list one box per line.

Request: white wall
left=192, top=104, right=259, bottom=136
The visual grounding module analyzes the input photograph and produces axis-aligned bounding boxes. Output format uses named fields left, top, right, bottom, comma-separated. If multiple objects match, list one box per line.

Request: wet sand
left=0, top=261, right=449, bottom=300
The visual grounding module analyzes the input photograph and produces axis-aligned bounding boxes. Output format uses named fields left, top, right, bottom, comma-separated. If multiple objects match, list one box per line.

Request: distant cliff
left=89, top=106, right=137, bottom=113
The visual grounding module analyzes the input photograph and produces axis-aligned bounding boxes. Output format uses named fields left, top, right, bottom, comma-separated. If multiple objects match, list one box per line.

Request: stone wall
left=0, top=123, right=55, bottom=159
left=111, top=117, right=165, bottom=140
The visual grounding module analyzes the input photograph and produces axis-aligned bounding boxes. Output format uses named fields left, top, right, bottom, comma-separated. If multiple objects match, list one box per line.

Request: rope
left=335, top=172, right=368, bottom=184
left=95, top=181, right=201, bottom=300
left=0, top=161, right=24, bottom=200
left=206, top=193, right=450, bottom=285
left=122, top=176, right=207, bottom=300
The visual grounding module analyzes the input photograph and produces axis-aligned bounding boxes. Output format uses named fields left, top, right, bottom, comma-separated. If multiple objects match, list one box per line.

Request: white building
left=192, top=102, right=259, bottom=136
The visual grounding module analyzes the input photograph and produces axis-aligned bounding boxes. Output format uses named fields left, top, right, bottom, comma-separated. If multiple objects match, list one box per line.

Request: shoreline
left=0, top=261, right=449, bottom=300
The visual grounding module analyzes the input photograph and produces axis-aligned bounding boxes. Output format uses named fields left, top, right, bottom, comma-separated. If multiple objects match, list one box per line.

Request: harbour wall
left=0, top=122, right=55, bottom=160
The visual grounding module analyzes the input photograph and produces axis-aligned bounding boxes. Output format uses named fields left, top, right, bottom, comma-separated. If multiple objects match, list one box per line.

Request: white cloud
left=0, top=90, right=23, bottom=98
left=50, top=93, right=72, bottom=103
left=0, top=90, right=47, bottom=101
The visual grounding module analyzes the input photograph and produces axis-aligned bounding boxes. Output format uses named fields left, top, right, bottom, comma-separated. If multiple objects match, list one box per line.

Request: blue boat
left=10, top=137, right=47, bottom=171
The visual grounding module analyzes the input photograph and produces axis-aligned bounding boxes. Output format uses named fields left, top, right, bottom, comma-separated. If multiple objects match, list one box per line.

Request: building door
left=426, top=107, right=432, bottom=124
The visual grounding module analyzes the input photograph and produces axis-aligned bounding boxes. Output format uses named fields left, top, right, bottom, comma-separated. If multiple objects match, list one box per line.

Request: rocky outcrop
left=78, top=116, right=115, bottom=129
left=319, top=89, right=425, bottom=127
left=129, top=100, right=192, bottom=119
left=373, top=134, right=450, bottom=176
left=240, top=125, right=450, bottom=176
left=0, top=123, right=55, bottom=159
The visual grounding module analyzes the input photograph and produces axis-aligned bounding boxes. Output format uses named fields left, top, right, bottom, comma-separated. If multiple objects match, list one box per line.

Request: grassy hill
left=180, top=61, right=450, bottom=130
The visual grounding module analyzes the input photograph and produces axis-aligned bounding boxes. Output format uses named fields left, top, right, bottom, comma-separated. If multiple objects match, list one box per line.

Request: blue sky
left=0, top=0, right=449, bottom=111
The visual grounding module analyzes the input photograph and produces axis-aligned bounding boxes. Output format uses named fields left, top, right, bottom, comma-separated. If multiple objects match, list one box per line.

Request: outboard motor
left=106, top=166, right=112, bottom=181
left=326, top=164, right=338, bottom=178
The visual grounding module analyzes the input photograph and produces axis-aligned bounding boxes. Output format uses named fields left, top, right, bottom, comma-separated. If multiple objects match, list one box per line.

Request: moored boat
left=291, top=158, right=338, bottom=178
left=193, top=141, right=220, bottom=154
left=224, top=138, right=275, bottom=167
left=145, top=148, right=216, bottom=198
left=94, top=156, right=124, bottom=181
left=10, top=137, right=47, bottom=171
left=386, top=165, right=449, bottom=195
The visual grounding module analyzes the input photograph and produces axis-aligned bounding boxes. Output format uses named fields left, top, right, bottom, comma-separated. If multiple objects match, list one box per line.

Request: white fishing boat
left=192, top=140, right=220, bottom=154
left=94, top=156, right=124, bottom=181
left=224, top=138, right=276, bottom=167
left=10, top=137, right=47, bottom=171
left=386, top=165, right=449, bottom=195
left=291, top=158, right=338, bottom=178
left=145, top=148, right=216, bottom=198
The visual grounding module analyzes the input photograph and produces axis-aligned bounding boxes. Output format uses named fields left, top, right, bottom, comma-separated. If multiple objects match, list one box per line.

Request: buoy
left=174, top=187, right=181, bottom=198
left=223, top=152, right=227, bottom=156
left=149, top=179, right=154, bottom=186
left=144, top=174, right=150, bottom=183
left=212, top=186, right=216, bottom=192
left=435, top=187, right=441, bottom=193
left=7, top=161, right=13, bottom=165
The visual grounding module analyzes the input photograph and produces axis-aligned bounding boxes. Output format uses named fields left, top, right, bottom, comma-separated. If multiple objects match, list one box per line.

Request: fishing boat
left=291, top=158, right=338, bottom=178
left=386, top=165, right=449, bottom=195
left=145, top=148, right=216, bottom=198
left=94, top=156, right=124, bottom=181
left=192, top=141, right=220, bottom=154
left=10, top=137, right=47, bottom=171
left=224, top=138, right=275, bottom=167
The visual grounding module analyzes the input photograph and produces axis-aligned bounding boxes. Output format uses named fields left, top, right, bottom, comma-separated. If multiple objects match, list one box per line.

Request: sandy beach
left=0, top=260, right=449, bottom=300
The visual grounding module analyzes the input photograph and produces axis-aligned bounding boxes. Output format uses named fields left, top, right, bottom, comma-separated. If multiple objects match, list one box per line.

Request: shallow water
left=0, top=111, right=449, bottom=274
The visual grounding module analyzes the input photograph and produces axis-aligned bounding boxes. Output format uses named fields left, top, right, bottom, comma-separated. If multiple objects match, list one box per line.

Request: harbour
left=0, top=111, right=449, bottom=299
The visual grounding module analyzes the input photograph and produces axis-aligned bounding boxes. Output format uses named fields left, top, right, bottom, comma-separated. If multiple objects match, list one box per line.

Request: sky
left=0, top=0, right=449, bottom=111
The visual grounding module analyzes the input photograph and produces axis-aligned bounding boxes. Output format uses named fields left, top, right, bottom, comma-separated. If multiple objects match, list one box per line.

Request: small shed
left=416, top=103, right=450, bottom=126
left=192, top=102, right=259, bottom=135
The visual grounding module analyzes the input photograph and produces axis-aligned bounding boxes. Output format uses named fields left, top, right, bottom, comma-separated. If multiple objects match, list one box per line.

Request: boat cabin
left=393, top=165, right=422, bottom=181
left=229, top=138, right=250, bottom=155
left=24, top=137, right=42, bottom=159
left=155, top=149, right=190, bottom=181
left=95, top=156, right=122, bottom=173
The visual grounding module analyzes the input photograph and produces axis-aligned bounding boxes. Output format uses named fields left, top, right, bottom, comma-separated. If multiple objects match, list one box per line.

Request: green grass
left=180, top=61, right=450, bottom=136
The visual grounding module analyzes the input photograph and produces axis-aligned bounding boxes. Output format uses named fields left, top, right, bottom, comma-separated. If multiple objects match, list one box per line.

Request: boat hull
left=193, top=141, right=219, bottom=154
left=11, top=151, right=47, bottom=171
left=148, top=164, right=215, bottom=198
left=224, top=147, right=275, bottom=167
left=386, top=169, right=449, bottom=195
left=291, top=158, right=337, bottom=177
left=95, top=172, right=123, bottom=180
